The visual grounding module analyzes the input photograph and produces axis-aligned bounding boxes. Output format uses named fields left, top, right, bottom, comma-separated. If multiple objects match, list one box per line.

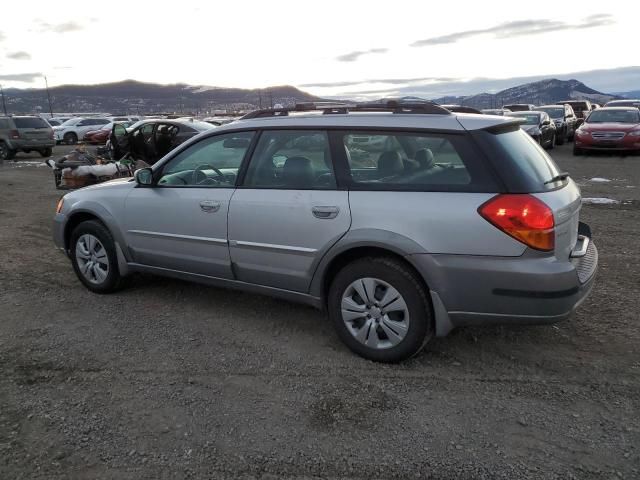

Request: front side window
left=157, top=131, right=254, bottom=187
left=243, top=130, right=335, bottom=189
left=341, top=131, right=492, bottom=190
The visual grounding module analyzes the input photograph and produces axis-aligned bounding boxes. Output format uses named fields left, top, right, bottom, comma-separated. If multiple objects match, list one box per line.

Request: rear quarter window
left=339, top=130, right=500, bottom=192
left=13, top=118, right=50, bottom=129
left=472, top=127, right=563, bottom=193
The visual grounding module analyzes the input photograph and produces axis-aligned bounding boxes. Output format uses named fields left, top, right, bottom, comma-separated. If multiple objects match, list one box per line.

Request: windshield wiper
left=544, top=172, right=570, bottom=185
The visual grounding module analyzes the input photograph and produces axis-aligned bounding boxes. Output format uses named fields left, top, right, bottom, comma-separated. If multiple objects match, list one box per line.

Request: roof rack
left=240, top=99, right=451, bottom=119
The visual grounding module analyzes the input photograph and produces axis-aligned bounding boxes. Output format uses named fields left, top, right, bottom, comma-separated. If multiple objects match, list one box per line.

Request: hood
left=583, top=122, right=640, bottom=132
left=73, top=176, right=135, bottom=193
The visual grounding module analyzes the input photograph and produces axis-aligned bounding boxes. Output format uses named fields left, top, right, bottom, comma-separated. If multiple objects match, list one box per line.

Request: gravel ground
left=1, top=144, right=639, bottom=479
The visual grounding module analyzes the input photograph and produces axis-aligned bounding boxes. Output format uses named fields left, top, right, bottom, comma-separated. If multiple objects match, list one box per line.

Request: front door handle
left=200, top=200, right=221, bottom=213
left=312, top=206, right=339, bottom=219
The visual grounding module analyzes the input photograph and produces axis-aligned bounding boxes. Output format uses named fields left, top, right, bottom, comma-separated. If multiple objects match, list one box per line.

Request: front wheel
left=70, top=220, right=127, bottom=293
left=328, top=257, right=433, bottom=362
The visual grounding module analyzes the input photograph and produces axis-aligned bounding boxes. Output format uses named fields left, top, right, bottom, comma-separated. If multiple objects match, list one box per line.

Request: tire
left=0, top=141, right=16, bottom=160
left=573, top=146, right=583, bottom=156
left=328, top=257, right=433, bottom=362
left=63, top=132, right=78, bottom=145
left=40, top=147, right=53, bottom=157
left=556, top=128, right=565, bottom=145
left=547, top=133, right=555, bottom=150
left=70, top=220, right=127, bottom=294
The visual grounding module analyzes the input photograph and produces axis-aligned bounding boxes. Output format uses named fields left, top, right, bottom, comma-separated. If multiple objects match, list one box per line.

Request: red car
left=83, top=121, right=130, bottom=144
left=574, top=107, right=640, bottom=155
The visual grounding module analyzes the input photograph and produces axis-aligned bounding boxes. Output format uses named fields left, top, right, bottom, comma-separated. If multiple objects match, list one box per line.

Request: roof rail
left=240, top=99, right=451, bottom=119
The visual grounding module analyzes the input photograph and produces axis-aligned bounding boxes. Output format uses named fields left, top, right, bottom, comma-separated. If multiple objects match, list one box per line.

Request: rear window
left=13, top=117, right=50, bottom=129
left=340, top=130, right=498, bottom=192
left=473, top=127, right=563, bottom=193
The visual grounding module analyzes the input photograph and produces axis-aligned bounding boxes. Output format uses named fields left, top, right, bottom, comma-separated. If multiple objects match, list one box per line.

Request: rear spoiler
left=482, top=120, right=525, bottom=134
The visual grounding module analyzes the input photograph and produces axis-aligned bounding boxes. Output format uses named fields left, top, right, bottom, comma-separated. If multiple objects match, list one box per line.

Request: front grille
left=574, top=241, right=598, bottom=284
left=591, top=131, right=625, bottom=140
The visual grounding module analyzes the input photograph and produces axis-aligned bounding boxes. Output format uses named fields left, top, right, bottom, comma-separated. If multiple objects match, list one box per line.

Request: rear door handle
left=200, top=200, right=221, bottom=213
left=312, top=206, right=339, bottom=219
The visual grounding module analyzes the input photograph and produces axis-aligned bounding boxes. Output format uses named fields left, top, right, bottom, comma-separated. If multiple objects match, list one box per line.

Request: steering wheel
left=192, top=164, right=226, bottom=185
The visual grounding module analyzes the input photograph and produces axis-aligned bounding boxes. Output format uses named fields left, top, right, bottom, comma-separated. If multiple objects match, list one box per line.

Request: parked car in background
left=0, top=115, right=55, bottom=160
left=83, top=121, right=132, bottom=145
left=556, top=100, right=593, bottom=127
left=109, top=116, right=142, bottom=123
left=604, top=99, right=640, bottom=109
left=53, top=117, right=111, bottom=145
left=110, top=118, right=215, bottom=164
left=502, top=104, right=536, bottom=112
left=53, top=101, right=597, bottom=362
left=534, top=104, right=577, bottom=144
left=481, top=108, right=512, bottom=116
left=203, top=116, right=236, bottom=126
left=573, top=107, right=640, bottom=155
left=509, top=111, right=556, bottom=148
left=440, top=105, right=483, bottom=114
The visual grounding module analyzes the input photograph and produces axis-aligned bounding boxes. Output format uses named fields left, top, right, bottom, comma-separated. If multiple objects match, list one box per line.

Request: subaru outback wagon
left=53, top=101, right=597, bottom=362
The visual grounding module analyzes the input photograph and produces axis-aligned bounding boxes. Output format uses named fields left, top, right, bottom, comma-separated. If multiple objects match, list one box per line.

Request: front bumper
left=576, top=136, right=640, bottom=151
left=410, top=239, right=598, bottom=335
left=53, top=213, right=68, bottom=253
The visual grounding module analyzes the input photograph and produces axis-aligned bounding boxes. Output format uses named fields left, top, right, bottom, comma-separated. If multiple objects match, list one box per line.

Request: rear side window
left=339, top=130, right=498, bottom=192
left=13, top=117, right=49, bottom=129
left=473, top=127, right=563, bottom=192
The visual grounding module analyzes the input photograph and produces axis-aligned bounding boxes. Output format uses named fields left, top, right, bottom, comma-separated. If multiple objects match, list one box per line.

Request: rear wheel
left=63, top=132, right=78, bottom=145
left=328, top=257, right=433, bottom=362
left=70, top=220, right=127, bottom=293
left=0, top=141, right=16, bottom=160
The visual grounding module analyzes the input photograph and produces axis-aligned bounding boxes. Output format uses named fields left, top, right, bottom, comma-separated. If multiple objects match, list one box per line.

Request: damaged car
left=109, top=118, right=214, bottom=165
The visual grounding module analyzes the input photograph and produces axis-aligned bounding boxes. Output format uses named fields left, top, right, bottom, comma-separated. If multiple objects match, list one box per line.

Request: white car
left=52, top=118, right=111, bottom=144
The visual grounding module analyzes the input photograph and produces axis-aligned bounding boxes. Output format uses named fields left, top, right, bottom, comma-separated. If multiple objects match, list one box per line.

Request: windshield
left=536, top=107, right=564, bottom=118
left=586, top=109, right=640, bottom=124
left=511, top=113, right=540, bottom=125
left=13, top=117, right=50, bottom=129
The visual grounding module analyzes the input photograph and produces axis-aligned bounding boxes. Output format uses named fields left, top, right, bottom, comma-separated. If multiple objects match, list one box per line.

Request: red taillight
left=9, top=129, right=20, bottom=139
left=479, top=194, right=555, bottom=251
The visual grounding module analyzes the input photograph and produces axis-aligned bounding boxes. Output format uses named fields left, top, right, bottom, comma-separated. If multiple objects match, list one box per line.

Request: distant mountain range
left=431, top=79, right=620, bottom=109
left=0, top=78, right=635, bottom=115
left=2, top=80, right=320, bottom=114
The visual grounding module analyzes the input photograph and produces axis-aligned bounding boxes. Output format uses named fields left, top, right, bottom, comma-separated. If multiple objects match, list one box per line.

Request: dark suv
left=556, top=100, right=593, bottom=127
left=0, top=116, right=55, bottom=160
left=535, top=104, right=578, bottom=144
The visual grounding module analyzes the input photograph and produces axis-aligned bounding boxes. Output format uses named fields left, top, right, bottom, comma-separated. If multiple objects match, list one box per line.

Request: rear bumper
left=7, top=139, right=55, bottom=150
left=410, top=240, right=598, bottom=336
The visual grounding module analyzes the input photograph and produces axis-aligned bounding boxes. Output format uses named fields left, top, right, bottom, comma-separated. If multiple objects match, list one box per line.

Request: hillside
left=2, top=80, right=321, bottom=114
left=432, top=79, right=619, bottom=109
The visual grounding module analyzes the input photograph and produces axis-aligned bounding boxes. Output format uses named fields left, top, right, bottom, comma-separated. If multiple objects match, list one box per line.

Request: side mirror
left=134, top=167, right=153, bottom=186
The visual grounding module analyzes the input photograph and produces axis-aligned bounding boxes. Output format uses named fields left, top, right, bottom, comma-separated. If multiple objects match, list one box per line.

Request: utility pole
left=44, top=76, right=54, bottom=117
left=0, top=84, right=7, bottom=115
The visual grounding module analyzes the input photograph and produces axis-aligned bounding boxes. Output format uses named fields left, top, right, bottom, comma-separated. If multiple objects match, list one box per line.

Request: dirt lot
left=1, top=144, right=639, bottom=479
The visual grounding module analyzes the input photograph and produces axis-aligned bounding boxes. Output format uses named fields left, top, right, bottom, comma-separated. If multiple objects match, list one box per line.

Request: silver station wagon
left=53, top=101, right=597, bottom=362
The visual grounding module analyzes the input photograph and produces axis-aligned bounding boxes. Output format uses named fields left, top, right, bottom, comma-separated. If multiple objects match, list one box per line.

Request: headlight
left=576, top=128, right=590, bottom=137
left=627, top=130, right=640, bottom=137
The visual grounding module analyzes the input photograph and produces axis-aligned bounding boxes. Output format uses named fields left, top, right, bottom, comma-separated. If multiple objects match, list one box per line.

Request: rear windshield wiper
left=544, top=172, right=570, bottom=185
